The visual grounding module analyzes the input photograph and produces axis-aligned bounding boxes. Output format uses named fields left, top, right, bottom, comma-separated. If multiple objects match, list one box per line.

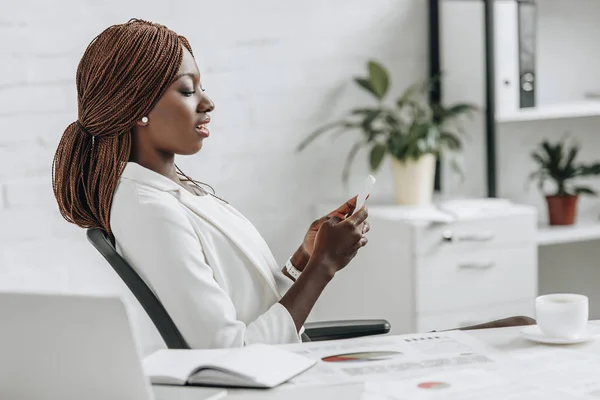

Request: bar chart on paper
left=416, top=381, right=452, bottom=390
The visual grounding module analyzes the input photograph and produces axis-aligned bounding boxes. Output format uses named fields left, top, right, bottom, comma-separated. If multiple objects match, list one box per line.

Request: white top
left=110, top=162, right=301, bottom=349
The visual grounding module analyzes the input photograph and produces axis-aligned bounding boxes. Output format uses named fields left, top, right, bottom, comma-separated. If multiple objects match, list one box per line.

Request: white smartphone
left=352, top=174, right=376, bottom=215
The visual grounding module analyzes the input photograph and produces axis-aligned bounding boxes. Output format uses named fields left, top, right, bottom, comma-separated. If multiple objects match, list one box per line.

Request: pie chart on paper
left=321, top=351, right=402, bottom=363
left=417, top=381, right=451, bottom=390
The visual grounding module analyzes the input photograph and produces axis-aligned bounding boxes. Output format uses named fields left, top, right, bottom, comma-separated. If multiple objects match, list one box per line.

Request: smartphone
left=352, top=175, right=376, bottom=215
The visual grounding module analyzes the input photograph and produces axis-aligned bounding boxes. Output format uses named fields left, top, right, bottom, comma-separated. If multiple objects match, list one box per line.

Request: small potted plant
left=296, top=60, right=477, bottom=205
left=529, top=138, right=600, bottom=225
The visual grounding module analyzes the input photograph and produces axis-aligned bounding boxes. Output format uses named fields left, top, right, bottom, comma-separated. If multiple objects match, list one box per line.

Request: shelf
left=537, top=222, right=600, bottom=246
left=497, top=101, right=600, bottom=122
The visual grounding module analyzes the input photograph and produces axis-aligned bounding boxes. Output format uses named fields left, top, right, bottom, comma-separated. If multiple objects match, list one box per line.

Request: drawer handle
left=442, top=230, right=495, bottom=242
left=459, top=261, right=495, bottom=270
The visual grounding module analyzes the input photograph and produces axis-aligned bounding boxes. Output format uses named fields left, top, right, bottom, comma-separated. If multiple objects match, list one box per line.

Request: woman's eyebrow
left=174, top=72, right=198, bottom=81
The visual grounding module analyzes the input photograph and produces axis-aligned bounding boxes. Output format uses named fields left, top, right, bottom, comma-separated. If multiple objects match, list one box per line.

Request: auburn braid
left=52, top=18, right=193, bottom=241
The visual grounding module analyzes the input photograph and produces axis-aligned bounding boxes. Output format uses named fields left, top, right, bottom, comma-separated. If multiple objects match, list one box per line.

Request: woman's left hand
left=291, top=197, right=370, bottom=271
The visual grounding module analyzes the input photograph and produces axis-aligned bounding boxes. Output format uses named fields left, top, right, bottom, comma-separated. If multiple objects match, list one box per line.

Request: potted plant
left=529, top=138, right=600, bottom=225
left=296, top=60, right=477, bottom=205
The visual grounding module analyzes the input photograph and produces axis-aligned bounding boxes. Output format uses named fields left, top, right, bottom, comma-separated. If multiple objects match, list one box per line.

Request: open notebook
left=143, top=344, right=316, bottom=388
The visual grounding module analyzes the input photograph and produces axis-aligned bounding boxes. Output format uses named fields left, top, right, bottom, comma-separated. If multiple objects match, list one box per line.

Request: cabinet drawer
left=414, top=213, right=536, bottom=256
left=416, top=246, right=537, bottom=313
left=416, top=299, right=535, bottom=332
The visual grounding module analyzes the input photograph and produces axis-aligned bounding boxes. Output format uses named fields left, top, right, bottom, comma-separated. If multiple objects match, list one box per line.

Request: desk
left=153, top=321, right=600, bottom=399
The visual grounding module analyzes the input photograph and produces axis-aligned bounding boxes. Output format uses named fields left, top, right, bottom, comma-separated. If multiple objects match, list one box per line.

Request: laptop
left=0, top=291, right=225, bottom=400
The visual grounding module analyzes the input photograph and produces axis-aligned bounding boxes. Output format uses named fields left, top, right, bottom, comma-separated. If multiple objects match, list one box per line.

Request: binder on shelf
left=494, top=0, right=537, bottom=118
left=440, top=0, right=537, bottom=119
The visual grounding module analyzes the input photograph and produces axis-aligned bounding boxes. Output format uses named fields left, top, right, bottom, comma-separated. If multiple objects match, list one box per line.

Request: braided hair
left=52, top=18, right=195, bottom=241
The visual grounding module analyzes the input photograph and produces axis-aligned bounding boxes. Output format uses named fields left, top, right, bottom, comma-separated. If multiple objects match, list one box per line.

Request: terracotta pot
left=545, top=195, right=578, bottom=226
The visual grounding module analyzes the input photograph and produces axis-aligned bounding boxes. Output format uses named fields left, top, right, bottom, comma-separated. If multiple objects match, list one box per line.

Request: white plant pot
left=391, top=153, right=436, bottom=205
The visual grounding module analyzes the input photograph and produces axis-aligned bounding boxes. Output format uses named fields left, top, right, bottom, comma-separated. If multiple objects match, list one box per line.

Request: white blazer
left=110, top=162, right=302, bottom=349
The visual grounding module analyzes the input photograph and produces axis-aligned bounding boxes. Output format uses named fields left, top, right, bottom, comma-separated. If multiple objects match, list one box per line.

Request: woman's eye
left=182, top=90, right=196, bottom=97
left=200, top=85, right=206, bottom=92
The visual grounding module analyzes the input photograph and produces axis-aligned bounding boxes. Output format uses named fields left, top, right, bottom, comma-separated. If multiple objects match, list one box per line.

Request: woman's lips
left=195, top=124, right=210, bottom=137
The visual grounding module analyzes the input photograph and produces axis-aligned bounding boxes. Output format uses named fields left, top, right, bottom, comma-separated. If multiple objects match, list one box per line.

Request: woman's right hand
left=279, top=206, right=369, bottom=330
left=308, top=206, right=369, bottom=278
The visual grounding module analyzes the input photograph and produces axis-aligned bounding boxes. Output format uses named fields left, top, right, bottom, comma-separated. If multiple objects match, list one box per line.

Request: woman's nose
left=198, top=93, right=215, bottom=113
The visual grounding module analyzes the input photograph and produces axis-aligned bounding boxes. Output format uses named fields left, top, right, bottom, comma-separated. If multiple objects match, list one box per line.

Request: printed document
left=279, top=330, right=507, bottom=388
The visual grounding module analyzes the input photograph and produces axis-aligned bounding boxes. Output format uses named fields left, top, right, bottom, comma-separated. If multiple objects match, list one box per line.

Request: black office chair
left=87, top=228, right=390, bottom=348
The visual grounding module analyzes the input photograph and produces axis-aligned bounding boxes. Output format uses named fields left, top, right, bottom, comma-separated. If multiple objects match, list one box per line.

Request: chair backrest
left=86, top=228, right=190, bottom=349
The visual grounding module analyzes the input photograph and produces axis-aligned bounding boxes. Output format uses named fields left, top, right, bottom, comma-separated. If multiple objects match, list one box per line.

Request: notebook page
left=143, top=349, right=228, bottom=385
left=197, top=344, right=316, bottom=387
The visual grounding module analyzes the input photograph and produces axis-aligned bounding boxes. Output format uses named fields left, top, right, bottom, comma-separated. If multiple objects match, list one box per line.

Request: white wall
left=0, top=0, right=430, bottom=354
left=1, top=0, right=599, bottom=354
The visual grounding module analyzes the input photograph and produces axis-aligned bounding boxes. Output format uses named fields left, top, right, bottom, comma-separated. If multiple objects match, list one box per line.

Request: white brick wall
left=0, top=0, right=430, bottom=354
left=3, top=0, right=598, bottom=355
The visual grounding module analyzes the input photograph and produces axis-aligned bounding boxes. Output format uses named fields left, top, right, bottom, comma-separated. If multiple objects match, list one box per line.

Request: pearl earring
left=141, top=116, right=149, bottom=124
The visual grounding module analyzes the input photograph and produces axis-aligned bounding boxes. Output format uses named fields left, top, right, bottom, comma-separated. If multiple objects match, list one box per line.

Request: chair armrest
left=303, top=319, right=391, bottom=341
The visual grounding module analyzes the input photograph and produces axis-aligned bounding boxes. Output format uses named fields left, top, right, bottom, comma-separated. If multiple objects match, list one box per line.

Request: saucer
left=520, top=324, right=600, bottom=344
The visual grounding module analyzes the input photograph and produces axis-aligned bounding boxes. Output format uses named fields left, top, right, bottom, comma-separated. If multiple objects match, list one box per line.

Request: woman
left=53, top=19, right=369, bottom=349
left=52, top=19, right=533, bottom=349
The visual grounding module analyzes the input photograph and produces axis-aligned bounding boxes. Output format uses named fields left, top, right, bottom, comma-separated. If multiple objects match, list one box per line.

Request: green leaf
left=367, top=61, right=389, bottom=100
left=449, top=156, right=464, bottom=180
left=396, top=82, right=422, bottom=108
left=444, top=103, right=478, bottom=118
left=355, top=109, right=384, bottom=142
left=361, top=129, right=384, bottom=143
left=369, top=143, right=387, bottom=171
left=407, top=122, right=428, bottom=138
left=297, top=120, right=356, bottom=151
left=528, top=170, right=544, bottom=182
left=535, top=172, right=547, bottom=192
left=431, top=103, right=445, bottom=120
left=329, top=124, right=363, bottom=141
left=525, top=169, right=551, bottom=194
left=531, top=151, right=548, bottom=167
left=341, top=142, right=365, bottom=185
left=402, top=123, right=428, bottom=159
left=440, top=131, right=462, bottom=151
left=544, top=141, right=562, bottom=169
left=575, top=186, right=597, bottom=195
left=564, top=144, right=579, bottom=170
left=386, top=132, right=409, bottom=160
left=362, top=109, right=382, bottom=126
left=354, top=77, right=380, bottom=99
left=351, top=108, right=379, bottom=115
left=425, top=126, right=440, bottom=149
left=578, top=163, right=600, bottom=176
left=384, top=112, right=401, bottom=130
left=420, top=74, right=441, bottom=95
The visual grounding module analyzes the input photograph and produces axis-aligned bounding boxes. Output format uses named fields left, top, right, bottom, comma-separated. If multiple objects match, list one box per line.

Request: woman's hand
left=306, top=206, right=370, bottom=279
left=292, top=197, right=370, bottom=271
left=279, top=205, right=369, bottom=330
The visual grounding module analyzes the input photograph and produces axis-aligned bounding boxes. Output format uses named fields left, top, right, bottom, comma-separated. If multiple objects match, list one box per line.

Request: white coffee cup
left=535, top=293, right=589, bottom=339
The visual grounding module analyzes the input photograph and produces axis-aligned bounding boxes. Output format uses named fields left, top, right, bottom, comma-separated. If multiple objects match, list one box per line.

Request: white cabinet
left=308, top=202, right=538, bottom=335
